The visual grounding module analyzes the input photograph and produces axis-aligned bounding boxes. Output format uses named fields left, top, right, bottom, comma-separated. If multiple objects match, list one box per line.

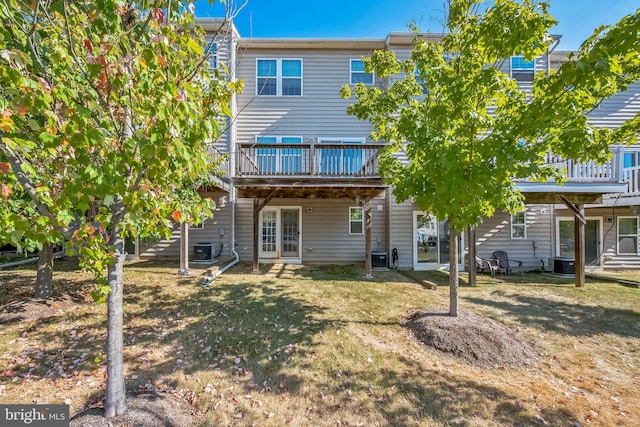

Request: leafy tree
left=342, top=0, right=639, bottom=315
left=1, top=0, right=241, bottom=417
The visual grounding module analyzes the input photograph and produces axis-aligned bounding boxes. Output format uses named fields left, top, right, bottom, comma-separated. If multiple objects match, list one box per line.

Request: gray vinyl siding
left=235, top=49, right=378, bottom=143
left=203, top=25, right=236, bottom=155
left=588, top=81, right=640, bottom=129
left=553, top=206, right=640, bottom=269
left=388, top=194, right=415, bottom=269
left=233, top=197, right=386, bottom=263
left=474, top=205, right=553, bottom=270
left=138, top=191, right=232, bottom=259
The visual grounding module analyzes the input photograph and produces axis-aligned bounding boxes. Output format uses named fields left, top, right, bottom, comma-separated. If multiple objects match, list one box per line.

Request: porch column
left=574, top=204, right=585, bottom=287
left=468, top=226, right=477, bottom=287
left=253, top=198, right=259, bottom=273
left=179, top=221, right=190, bottom=275
left=364, top=200, right=372, bottom=278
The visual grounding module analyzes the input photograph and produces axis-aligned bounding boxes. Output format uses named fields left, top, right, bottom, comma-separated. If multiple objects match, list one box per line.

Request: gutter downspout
left=213, top=195, right=240, bottom=278
left=547, top=35, right=562, bottom=74
left=203, top=30, right=240, bottom=285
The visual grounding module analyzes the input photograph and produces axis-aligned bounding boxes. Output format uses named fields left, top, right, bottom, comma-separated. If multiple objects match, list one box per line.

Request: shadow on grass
left=365, top=355, right=577, bottom=426
left=1, top=261, right=586, bottom=425
left=465, top=291, right=640, bottom=337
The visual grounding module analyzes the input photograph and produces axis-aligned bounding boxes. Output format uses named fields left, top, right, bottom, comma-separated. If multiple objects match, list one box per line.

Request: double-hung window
left=204, top=39, right=218, bottom=70
left=350, top=59, right=374, bottom=84
left=257, top=59, right=302, bottom=96
left=618, top=216, right=638, bottom=254
left=510, top=211, right=527, bottom=239
left=317, top=138, right=365, bottom=175
left=349, top=207, right=364, bottom=234
left=510, top=56, right=535, bottom=82
left=256, top=136, right=303, bottom=174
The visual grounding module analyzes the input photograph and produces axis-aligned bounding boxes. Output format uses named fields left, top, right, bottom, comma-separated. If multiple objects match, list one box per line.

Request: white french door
left=260, top=207, right=301, bottom=262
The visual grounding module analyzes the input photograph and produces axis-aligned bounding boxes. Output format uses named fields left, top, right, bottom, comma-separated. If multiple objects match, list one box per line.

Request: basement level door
left=556, top=217, right=602, bottom=266
left=413, top=212, right=464, bottom=271
left=260, top=207, right=301, bottom=259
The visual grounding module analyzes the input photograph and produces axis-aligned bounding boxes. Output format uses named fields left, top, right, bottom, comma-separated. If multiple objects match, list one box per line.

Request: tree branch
left=0, top=133, right=52, bottom=218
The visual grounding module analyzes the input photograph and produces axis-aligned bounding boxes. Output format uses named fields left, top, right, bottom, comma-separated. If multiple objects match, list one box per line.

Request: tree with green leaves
left=1, top=0, right=242, bottom=417
left=342, top=0, right=639, bottom=316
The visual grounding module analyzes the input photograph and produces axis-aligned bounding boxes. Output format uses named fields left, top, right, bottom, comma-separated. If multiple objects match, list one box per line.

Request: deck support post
left=179, top=221, right=190, bottom=276
left=364, top=200, right=372, bottom=278
left=559, top=195, right=586, bottom=287
left=253, top=198, right=259, bottom=273
left=574, top=203, right=585, bottom=287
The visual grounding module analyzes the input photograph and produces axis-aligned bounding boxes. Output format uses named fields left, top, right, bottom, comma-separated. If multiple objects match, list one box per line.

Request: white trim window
left=350, top=59, right=374, bottom=84
left=617, top=216, right=638, bottom=254
left=317, top=138, right=365, bottom=175
left=189, top=221, right=205, bottom=230
left=510, top=56, right=535, bottom=82
left=256, top=136, right=303, bottom=174
left=510, top=210, right=527, bottom=239
left=204, top=39, right=218, bottom=70
left=256, top=59, right=302, bottom=96
left=349, top=207, right=364, bottom=235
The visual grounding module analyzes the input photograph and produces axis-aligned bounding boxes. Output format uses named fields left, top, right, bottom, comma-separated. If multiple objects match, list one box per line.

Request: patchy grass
left=1, top=260, right=639, bottom=426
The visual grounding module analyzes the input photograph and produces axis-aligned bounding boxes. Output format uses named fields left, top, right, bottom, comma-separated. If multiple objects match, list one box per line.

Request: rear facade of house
left=136, top=19, right=640, bottom=273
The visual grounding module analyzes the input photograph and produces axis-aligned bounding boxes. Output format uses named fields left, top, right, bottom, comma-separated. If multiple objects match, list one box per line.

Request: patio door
left=413, top=212, right=464, bottom=270
left=556, top=217, right=602, bottom=267
left=260, top=207, right=301, bottom=261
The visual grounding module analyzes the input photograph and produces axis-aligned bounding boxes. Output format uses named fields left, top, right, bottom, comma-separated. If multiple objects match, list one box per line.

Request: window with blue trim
left=257, top=59, right=302, bottom=96
left=511, top=56, right=535, bottom=82
left=350, top=60, right=373, bottom=84
left=256, top=136, right=303, bottom=174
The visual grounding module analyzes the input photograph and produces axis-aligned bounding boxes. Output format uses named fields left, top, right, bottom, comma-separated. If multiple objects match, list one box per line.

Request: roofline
left=237, top=38, right=387, bottom=50
left=195, top=17, right=240, bottom=38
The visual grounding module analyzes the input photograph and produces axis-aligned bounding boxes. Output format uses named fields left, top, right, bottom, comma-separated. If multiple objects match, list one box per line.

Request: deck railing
left=234, top=143, right=640, bottom=196
left=235, top=143, right=384, bottom=178
left=541, top=152, right=619, bottom=182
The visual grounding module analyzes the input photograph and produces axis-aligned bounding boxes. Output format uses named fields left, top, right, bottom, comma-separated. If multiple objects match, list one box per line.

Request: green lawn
left=1, top=260, right=638, bottom=426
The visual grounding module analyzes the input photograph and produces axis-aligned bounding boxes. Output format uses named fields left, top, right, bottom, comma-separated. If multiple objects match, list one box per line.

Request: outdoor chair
left=475, top=255, right=500, bottom=278
left=492, top=250, right=525, bottom=276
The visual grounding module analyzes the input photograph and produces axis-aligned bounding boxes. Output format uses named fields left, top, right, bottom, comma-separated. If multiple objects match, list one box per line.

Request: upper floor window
left=414, top=69, right=427, bottom=94
left=204, top=38, right=218, bottom=70
left=510, top=56, right=535, bottom=82
left=256, top=136, right=303, bottom=174
left=511, top=210, right=527, bottom=239
left=350, top=59, right=374, bottom=84
left=257, top=59, right=302, bottom=96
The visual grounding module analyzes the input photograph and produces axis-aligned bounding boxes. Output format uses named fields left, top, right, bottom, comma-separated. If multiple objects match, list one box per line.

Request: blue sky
left=195, top=0, right=638, bottom=51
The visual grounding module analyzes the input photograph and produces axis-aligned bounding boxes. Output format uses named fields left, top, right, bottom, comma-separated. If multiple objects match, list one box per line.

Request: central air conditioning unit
left=371, top=251, right=388, bottom=268
left=193, top=243, right=215, bottom=262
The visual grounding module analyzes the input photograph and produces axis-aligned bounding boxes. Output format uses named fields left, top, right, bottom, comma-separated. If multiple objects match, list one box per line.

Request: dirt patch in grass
left=403, top=308, right=538, bottom=369
left=69, top=392, right=198, bottom=426
left=0, top=293, right=86, bottom=325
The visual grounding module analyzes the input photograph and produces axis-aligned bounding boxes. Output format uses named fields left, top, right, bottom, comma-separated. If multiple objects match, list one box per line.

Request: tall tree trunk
left=449, top=221, right=459, bottom=317
left=104, top=218, right=127, bottom=417
left=34, top=241, right=54, bottom=299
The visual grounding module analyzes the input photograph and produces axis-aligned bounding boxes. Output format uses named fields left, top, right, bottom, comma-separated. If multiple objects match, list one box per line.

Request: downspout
left=547, top=35, right=562, bottom=74
left=206, top=28, right=240, bottom=283
left=211, top=194, right=239, bottom=279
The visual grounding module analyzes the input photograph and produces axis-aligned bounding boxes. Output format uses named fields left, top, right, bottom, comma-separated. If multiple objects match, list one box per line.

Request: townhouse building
left=135, top=19, right=640, bottom=274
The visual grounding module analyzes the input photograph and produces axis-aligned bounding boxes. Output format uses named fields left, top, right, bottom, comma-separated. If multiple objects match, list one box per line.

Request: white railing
left=542, top=152, right=618, bottom=182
